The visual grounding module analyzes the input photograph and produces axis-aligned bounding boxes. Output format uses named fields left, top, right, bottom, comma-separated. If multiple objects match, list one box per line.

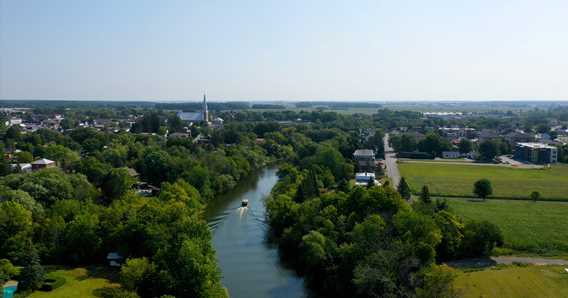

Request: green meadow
left=399, top=162, right=568, bottom=200
left=454, top=265, right=568, bottom=298
left=27, top=268, right=120, bottom=298
left=448, top=198, right=568, bottom=254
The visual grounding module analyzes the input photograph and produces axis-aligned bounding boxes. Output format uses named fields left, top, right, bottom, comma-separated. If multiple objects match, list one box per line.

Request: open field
left=399, top=162, right=568, bottom=200
left=448, top=198, right=568, bottom=254
left=27, top=267, right=120, bottom=298
left=454, top=265, right=568, bottom=298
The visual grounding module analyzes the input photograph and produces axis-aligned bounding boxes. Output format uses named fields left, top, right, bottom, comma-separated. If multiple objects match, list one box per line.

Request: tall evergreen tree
left=420, top=185, right=431, bottom=204
left=397, top=177, right=411, bottom=200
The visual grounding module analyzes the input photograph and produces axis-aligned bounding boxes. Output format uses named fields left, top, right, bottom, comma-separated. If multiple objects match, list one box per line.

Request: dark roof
left=177, top=111, right=203, bottom=122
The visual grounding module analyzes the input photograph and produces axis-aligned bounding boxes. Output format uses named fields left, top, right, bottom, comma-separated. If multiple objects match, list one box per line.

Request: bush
left=397, top=151, right=434, bottom=159
left=94, top=287, right=140, bottom=298
left=40, top=275, right=66, bottom=291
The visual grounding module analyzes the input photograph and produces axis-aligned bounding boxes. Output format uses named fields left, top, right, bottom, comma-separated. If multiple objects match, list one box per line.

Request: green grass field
left=454, top=265, right=568, bottom=298
left=399, top=162, right=568, bottom=200
left=448, top=198, right=568, bottom=254
left=27, top=267, right=120, bottom=298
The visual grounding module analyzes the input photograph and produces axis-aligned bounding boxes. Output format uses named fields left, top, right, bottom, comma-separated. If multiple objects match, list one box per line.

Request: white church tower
left=202, top=93, right=209, bottom=123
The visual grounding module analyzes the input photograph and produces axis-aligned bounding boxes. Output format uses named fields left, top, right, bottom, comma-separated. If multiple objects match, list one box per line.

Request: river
left=206, top=168, right=307, bottom=298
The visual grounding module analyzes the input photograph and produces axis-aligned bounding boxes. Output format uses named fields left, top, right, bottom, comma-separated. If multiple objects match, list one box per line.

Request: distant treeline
left=155, top=102, right=250, bottom=111
left=0, top=100, right=155, bottom=108
left=251, top=104, right=286, bottom=109
left=295, top=101, right=383, bottom=109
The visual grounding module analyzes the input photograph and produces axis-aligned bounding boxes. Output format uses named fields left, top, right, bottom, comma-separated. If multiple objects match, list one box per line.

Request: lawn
left=27, top=267, right=120, bottom=298
left=454, top=265, right=568, bottom=298
left=448, top=198, right=568, bottom=254
left=399, top=162, right=568, bottom=200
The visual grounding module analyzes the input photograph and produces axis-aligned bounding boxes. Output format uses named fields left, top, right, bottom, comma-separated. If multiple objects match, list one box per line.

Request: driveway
left=383, top=134, right=401, bottom=188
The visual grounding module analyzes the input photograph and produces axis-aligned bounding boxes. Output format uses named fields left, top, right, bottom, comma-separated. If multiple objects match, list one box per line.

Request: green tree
left=61, top=213, right=102, bottom=264
left=397, top=177, right=411, bottom=200
left=420, top=185, right=431, bottom=204
left=418, top=133, right=450, bottom=157
left=295, top=170, right=320, bottom=202
left=300, top=231, right=328, bottom=268
left=530, top=191, right=541, bottom=202
left=15, top=151, right=33, bottom=163
left=0, top=259, right=20, bottom=281
left=120, top=257, right=156, bottom=291
left=43, top=144, right=81, bottom=171
left=18, top=247, right=45, bottom=290
left=460, top=221, right=503, bottom=257
left=478, top=140, right=499, bottom=161
left=5, top=125, right=21, bottom=140
left=416, top=264, right=459, bottom=298
left=101, top=168, right=135, bottom=200
left=0, top=201, right=33, bottom=261
left=458, top=139, right=473, bottom=154
left=473, top=179, right=492, bottom=200
left=167, top=114, right=184, bottom=133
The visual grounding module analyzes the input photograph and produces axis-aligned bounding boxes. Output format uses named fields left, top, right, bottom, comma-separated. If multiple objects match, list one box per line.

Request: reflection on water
left=206, top=168, right=307, bottom=298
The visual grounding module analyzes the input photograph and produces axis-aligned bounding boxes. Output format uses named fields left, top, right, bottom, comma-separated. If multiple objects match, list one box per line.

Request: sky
left=1, top=0, right=568, bottom=101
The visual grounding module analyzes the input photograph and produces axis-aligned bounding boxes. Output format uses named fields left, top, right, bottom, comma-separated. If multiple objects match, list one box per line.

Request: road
left=383, top=133, right=401, bottom=188
left=492, top=256, right=568, bottom=266
left=447, top=256, right=568, bottom=268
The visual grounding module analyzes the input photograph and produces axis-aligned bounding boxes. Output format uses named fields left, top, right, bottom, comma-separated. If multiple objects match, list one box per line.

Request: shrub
left=40, top=275, right=66, bottom=291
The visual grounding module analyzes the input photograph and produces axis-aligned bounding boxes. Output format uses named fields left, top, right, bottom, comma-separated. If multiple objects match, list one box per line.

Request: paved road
left=492, top=256, right=568, bottom=266
left=447, top=256, right=568, bottom=268
left=383, top=134, right=401, bottom=188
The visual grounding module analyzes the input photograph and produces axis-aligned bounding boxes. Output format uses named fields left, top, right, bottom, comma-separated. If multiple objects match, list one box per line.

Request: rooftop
left=353, top=149, right=374, bottom=157
left=517, top=142, right=557, bottom=149
left=31, top=158, right=55, bottom=165
left=177, top=111, right=204, bottom=122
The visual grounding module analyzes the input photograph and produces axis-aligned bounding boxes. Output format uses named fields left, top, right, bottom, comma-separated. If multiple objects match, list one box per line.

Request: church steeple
left=202, top=93, right=208, bottom=123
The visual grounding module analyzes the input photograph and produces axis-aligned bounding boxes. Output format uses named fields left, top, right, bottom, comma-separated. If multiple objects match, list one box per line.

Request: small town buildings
left=211, top=117, right=224, bottom=129
left=177, top=94, right=223, bottom=128
left=5, top=118, right=22, bottom=127
left=514, top=142, right=558, bottom=164
left=353, top=149, right=376, bottom=172
left=177, top=94, right=210, bottom=124
left=168, top=132, right=191, bottom=139
left=31, top=158, right=56, bottom=171
left=355, top=172, right=380, bottom=186
left=442, top=151, right=461, bottom=159
left=10, top=163, right=32, bottom=173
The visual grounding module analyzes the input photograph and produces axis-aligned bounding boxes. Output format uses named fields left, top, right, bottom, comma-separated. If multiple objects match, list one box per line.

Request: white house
left=355, top=172, right=380, bottom=186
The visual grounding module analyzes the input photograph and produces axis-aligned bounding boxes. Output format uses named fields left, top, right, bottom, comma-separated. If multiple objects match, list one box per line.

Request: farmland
left=399, top=162, right=568, bottom=200
left=454, top=265, right=568, bottom=298
left=448, top=198, right=568, bottom=254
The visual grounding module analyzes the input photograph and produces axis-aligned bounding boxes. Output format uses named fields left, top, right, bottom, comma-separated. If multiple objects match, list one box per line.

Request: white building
left=355, top=172, right=380, bottom=186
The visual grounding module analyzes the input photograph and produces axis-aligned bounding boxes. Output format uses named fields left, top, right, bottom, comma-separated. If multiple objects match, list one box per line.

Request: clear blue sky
left=1, top=0, right=567, bottom=101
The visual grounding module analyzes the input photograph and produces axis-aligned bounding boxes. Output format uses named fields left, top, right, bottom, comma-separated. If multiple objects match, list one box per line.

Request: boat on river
left=241, top=199, right=249, bottom=207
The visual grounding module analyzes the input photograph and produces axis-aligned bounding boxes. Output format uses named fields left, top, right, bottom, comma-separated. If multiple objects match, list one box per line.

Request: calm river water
left=206, top=168, right=307, bottom=298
